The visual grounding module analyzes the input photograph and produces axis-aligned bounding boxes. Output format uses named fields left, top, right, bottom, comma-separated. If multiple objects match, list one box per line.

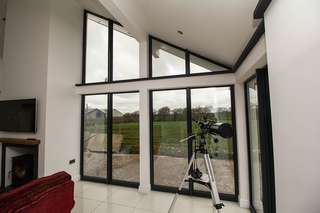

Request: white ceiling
left=76, top=0, right=115, bottom=20
left=135, top=0, right=259, bottom=67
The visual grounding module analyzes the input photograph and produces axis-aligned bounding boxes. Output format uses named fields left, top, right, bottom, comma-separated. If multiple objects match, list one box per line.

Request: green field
left=153, top=121, right=233, bottom=159
left=84, top=119, right=234, bottom=160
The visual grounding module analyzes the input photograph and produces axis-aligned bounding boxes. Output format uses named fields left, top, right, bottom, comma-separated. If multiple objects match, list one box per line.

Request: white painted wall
left=138, top=88, right=150, bottom=193
left=0, top=0, right=83, bottom=184
left=0, top=0, right=50, bottom=184
left=233, top=31, right=267, bottom=208
left=264, top=0, right=320, bottom=212
left=234, top=83, right=250, bottom=208
left=44, top=0, right=82, bottom=180
left=75, top=74, right=236, bottom=95
left=235, top=35, right=267, bottom=83
left=99, top=0, right=147, bottom=42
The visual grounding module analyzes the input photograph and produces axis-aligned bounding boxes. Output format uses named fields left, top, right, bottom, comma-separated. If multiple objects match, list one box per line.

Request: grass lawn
left=85, top=120, right=234, bottom=160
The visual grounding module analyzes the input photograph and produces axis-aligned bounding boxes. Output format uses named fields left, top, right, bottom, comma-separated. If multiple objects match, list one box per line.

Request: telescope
left=193, top=118, right=233, bottom=139
left=169, top=117, right=234, bottom=213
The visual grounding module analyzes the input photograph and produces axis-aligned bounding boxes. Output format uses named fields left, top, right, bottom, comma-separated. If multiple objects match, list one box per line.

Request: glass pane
left=152, top=90, right=188, bottom=188
left=190, top=54, right=228, bottom=74
left=112, top=93, right=140, bottom=182
left=191, top=87, right=235, bottom=195
left=113, top=26, right=140, bottom=81
left=152, top=39, right=186, bottom=77
left=85, top=14, right=109, bottom=83
left=83, top=94, right=108, bottom=178
left=247, top=78, right=263, bottom=212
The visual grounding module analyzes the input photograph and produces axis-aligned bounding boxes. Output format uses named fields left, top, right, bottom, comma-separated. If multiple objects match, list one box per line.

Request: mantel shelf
left=0, top=138, right=40, bottom=146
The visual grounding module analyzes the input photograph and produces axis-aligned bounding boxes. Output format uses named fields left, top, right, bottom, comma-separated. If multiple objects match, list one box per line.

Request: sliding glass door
left=191, top=87, right=236, bottom=196
left=83, top=94, right=108, bottom=179
left=246, top=77, right=263, bottom=212
left=81, top=92, right=139, bottom=186
left=150, top=86, right=238, bottom=200
left=112, top=93, right=140, bottom=183
left=245, top=69, right=276, bottom=213
left=151, top=89, right=188, bottom=189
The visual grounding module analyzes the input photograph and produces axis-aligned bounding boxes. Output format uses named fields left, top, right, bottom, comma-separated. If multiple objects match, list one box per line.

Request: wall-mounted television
left=0, top=99, right=37, bottom=133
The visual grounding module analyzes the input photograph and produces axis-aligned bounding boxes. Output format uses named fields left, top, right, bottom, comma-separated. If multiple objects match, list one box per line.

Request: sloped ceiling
left=98, top=0, right=260, bottom=67
left=75, top=0, right=115, bottom=20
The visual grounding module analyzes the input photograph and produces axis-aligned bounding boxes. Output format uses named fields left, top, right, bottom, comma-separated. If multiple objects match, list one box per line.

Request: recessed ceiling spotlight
left=177, top=30, right=183, bottom=35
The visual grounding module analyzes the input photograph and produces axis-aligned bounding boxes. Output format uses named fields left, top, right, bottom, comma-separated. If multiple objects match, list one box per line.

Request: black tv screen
left=0, top=99, right=37, bottom=132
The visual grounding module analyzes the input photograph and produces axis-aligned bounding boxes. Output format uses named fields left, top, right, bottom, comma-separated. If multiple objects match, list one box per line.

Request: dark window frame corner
left=254, top=0, right=272, bottom=19
left=148, top=35, right=232, bottom=79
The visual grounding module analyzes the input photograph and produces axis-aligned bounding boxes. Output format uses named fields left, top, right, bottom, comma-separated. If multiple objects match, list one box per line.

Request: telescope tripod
left=168, top=136, right=224, bottom=213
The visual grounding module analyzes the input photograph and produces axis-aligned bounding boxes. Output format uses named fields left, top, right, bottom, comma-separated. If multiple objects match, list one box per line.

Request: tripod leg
left=203, top=154, right=223, bottom=212
left=168, top=153, right=196, bottom=213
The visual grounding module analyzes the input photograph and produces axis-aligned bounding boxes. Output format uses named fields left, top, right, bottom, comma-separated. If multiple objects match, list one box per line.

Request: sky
left=85, top=16, right=231, bottom=114
left=86, top=87, right=231, bottom=115
left=85, top=18, right=139, bottom=83
left=86, top=19, right=109, bottom=83
left=85, top=93, right=139, bottom=114
left=153, top=87, right=231, bottom=112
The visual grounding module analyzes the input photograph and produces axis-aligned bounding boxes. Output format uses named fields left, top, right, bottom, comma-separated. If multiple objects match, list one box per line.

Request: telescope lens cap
left=218, top=123, right=233, bottom=138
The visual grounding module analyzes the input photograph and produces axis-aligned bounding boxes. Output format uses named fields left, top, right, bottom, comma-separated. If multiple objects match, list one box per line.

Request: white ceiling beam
left=98, top=0, right=147, bottom=42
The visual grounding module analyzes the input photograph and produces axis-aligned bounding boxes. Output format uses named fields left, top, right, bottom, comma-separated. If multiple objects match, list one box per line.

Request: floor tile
left=106, top=187, right=145, bottom=207
left=74, top=181, right=92, bottom=197
left=136, top=191, right=174, bottom=213
left=73, top=181, right=249, bottom=213
left=174, top=195, right=212, bottom=208
left=132, top=208, right=156, bottom=213
left=222, top=201, right=250, bottom=213
left=92, top=202, right=134, bottom=213
left=72, top=197, right=102, bottom=213
left=77, top=182, right=118, bottom=201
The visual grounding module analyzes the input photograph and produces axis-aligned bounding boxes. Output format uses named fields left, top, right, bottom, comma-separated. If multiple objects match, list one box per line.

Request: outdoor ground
left=83, top=120, right=235, bottom=195
left=84, top=152, right=235, bottom=194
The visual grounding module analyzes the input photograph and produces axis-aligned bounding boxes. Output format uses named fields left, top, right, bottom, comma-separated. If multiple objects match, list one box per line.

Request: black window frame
left=80, top=11, right=233, bottom=86
left=80, top=90, right=140, bottom=188
left=82, top=10, right=141, bottom=84
left=148, top=35, right=232, bottom=79
left=149, top=85, right=239, bottom=202
left=244, top=69, right=276, bottom=213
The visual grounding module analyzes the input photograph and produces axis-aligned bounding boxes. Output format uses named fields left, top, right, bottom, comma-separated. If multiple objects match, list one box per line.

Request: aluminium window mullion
left=107, top=94, right=113, bottom=183
left=148, top=36, right=153, bottom=78
left=82, top=12, right=88, bottom=84
left=185, top=51, right=190, bottom=75
left=186, top=88, right=193, bottom=194
left=108, top=22, right=114, bottom=82
left=80, top=95, right=85, bottom=177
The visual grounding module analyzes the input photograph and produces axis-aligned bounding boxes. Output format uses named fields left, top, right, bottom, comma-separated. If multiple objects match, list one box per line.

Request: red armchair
left=0, top=171, right=75, bottom=213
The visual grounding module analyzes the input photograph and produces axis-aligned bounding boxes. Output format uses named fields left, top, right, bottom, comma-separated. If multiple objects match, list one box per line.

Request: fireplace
left=12, top=154, right=34, bottom=187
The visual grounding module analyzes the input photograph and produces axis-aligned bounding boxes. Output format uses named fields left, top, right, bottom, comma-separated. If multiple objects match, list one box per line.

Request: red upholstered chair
left=0, top=171, right=75, bottom=213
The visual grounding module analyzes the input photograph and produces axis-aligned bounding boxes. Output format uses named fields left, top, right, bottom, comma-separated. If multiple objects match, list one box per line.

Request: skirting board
left=239, top=198, right=250, bottom=208
left=139, top=184, right=151, bottom=194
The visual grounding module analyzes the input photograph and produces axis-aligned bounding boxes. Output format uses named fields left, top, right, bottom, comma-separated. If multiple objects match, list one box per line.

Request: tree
left=192, top=106, right=212, bottom=120
left=157, top=106, right=170, bottom=120
left=172, top=108, right=186, bottom=121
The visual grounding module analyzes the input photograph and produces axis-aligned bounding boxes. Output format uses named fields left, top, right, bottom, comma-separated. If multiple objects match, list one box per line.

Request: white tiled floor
left=73, top=181, right=249, bottom=213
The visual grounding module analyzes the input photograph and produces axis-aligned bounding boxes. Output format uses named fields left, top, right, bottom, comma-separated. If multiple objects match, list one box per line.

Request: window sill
left=75, top=70, right=234, bottom=87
